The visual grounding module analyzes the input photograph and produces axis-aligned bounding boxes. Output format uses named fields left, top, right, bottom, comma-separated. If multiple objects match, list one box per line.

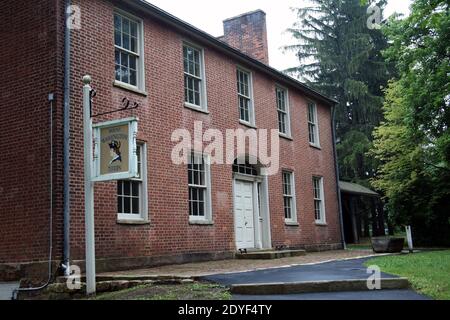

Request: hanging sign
left=92, top=117, right=138, bottom=182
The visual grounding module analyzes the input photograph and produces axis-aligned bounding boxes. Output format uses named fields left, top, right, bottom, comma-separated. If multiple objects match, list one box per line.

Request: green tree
left=370, top=0, right=450, bottom=246
left=284, top=0, right=391, bottom=185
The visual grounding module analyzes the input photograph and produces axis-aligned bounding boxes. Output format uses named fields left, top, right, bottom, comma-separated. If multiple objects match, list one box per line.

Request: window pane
left=114, top=14, right=121, bottom=31
left=198, top=200, right=205, bottom=217
left=123, top=18, right=130, bottom=34
left=117, top=181, right=123, bottom=195
left=115, top=30, right=122, bottom=47
left=123, top=182, right=130, bottom=196
left=121, top=66, right=129, bottom=83
left=124, top=197, right=131, bottom=213
left=130, top=22, right=137, bottom=37
left=130, top=70, right=137, bottom=86
left=132, top=181, right=139, bottom=197
left=115, top=65, right=121, bottom=81
left=130, top=55, right=137, bottom=70
left=132, top=197, right=139, bottom=214
left=118, top=196, right=123, bottom=213
left=122, top=34, right=129, bottom=50
left=131, top=37, right=137, bottom=53
left=115, top=49, right=120, bottom=65
left=121, top=52, right=128, bottom=67
left=192, top=200, right=198, bottom=216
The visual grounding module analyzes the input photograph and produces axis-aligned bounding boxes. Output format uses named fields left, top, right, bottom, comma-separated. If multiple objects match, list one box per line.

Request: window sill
left=117, top=219, right=150, bottom=225
left=184, top=102, right=210, bottom=114
left=239, top=120, right=257, bottom=129
left=310, top=143, right=322, bottom=150
left=189, top=219, right=214, bottom=226
left=279, top=133, right=293, bottom=141
left=285, top=221, right=299, bottom=227
left=315, top=222, right=328, bottom=227
left=113, top=80, right=148, bottom=96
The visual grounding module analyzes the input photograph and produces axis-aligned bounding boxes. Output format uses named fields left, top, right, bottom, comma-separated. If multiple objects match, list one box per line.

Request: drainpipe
left=331, top=105, right=347, bottom=250
left=62, top=0, right=71, bottom=276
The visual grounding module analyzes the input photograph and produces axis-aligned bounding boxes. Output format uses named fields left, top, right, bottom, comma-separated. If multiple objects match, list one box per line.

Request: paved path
left=0, top=282, right=19, bottom=300
left=203, top=258, right=396, bottom=285
left=202, top=258, right=431, bottom=300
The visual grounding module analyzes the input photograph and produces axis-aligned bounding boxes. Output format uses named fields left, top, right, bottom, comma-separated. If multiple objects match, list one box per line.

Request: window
left=117, top=143, right=148, bottom=221
left=233, top=159, right=258, bottom=176
left=237, top=68, right=254, bottom=125
left=188, top=152, right=212, bottom=222
left=114, top=11, right=144, bottom=90
left=313, top=177, right=326, bottom=223
left=183, top=43, right=207, bottom=110
left=308, top=102, right=320, bottom=146
left=276, top=87, right=291, bottom=136
left=283, top=171, right=297, bottom=223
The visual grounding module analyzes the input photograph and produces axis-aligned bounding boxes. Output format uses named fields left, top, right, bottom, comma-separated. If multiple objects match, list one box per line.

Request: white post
left=406, top=225, right=414, bottom=253
left=83, top=75, right=96, bottom=295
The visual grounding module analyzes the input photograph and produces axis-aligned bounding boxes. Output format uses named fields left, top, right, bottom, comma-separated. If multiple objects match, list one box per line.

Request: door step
left=235, top=249, right=306, bottom=260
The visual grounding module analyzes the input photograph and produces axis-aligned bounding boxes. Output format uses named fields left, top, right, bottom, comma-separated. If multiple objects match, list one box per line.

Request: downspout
left=62, top=0, right=71, bottom=276
left=331, top=105, right=347, bottom=250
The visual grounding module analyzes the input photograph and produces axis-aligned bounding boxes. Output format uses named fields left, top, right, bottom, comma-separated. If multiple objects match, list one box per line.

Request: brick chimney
left=220, top=10, right=269, bottom=65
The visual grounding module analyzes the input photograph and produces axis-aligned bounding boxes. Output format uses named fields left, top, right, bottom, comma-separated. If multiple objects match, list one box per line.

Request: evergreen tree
left=284, top=0, right=391, bottom=185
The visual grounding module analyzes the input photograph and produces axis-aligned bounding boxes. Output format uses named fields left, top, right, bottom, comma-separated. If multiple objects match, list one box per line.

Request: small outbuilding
left=339, top=181, right=387, bottom=244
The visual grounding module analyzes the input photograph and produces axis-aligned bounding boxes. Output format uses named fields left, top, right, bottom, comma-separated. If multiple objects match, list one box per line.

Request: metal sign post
left=83, top=75, right=96, bottom=295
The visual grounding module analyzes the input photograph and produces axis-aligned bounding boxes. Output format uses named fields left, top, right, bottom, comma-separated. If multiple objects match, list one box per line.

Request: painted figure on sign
left=109, top=140, right=122, bottom=165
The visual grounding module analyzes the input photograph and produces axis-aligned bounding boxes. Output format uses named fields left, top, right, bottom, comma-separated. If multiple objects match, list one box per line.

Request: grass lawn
left=90, top=282, right=232, bottom=300
left=365, top=250, right=450, bottom=300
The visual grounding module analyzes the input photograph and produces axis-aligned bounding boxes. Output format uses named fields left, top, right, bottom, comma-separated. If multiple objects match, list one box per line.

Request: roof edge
left=124, top=0, right=338, bottom=106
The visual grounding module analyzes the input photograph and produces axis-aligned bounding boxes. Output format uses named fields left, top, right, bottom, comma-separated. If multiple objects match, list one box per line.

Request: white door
left=234, top=180, right=255, bottom=249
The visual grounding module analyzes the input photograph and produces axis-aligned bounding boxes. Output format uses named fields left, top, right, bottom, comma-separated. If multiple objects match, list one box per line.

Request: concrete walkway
left=100, top=250, right=378, bottom=278
left=0, top=282, right=19, bottom=300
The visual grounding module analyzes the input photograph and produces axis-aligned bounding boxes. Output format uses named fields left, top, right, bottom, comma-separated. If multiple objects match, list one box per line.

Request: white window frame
left=313, top=176, right=326, bottom=224
left=237, top=67, right=255, bottom=127
left=188, top=151, right=213, bottom=224
left=283, top=171, right=298, bottom=224
left=308, top=101, right=321, bottom=148
left=183, top=41, right=208, bottom=113
left=113, top=9, right=146, bottom=93
left=117, top=143, right=148, bottom=223
left=276, top=85, right=292, bottom=138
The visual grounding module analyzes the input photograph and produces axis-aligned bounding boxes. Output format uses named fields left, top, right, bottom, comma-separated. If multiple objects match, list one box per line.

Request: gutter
left=123, top=0, right=338, bottom=107
left=331, top=105, right=347, bottom=250
left=62, top=0, right=71, bottom=275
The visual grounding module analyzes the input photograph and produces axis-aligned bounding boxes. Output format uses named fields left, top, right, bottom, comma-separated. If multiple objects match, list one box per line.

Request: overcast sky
left=146, top=0, right=412, bottom=71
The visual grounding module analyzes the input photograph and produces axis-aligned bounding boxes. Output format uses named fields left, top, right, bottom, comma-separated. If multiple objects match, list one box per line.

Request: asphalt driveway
left=203, top=258, right=396, bottom=285
left=202, top=258, right=430, bottom=300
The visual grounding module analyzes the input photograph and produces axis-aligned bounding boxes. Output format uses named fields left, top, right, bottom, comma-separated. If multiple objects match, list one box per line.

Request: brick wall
left=0, top=0, right=341, bottom=275
left=67, top=0, right=342, bottom=263
left=0, top=0, right=65, bottom=269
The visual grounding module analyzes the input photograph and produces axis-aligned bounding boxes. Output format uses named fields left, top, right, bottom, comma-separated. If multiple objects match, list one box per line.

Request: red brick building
left=0, top=0, right=343, bottom=281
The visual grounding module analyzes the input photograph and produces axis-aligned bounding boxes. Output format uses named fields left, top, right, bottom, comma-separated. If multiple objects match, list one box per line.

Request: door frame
left=233, top=173, right=271, bottom=250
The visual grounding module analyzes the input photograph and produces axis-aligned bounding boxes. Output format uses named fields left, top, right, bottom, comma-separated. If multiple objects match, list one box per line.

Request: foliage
left=284, top=0, right=391, bottom=185
left=365, top=251, right=450, bottom=300
left=370, top=0, right=450, bottom=246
